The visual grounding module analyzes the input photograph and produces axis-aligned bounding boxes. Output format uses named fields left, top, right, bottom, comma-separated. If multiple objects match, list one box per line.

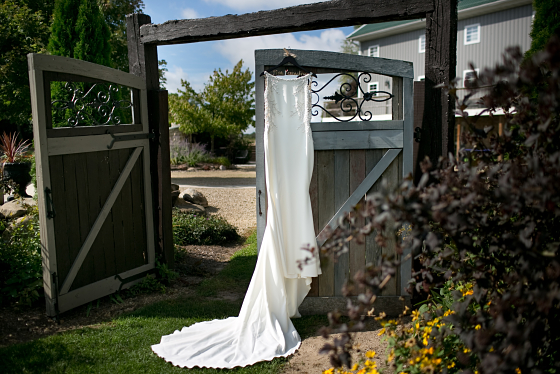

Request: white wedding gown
left=151, top=72, right=321, bottom=368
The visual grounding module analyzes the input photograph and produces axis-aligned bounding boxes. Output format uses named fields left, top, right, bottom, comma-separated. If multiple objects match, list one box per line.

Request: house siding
left=359, top=4, right=532, bottom=84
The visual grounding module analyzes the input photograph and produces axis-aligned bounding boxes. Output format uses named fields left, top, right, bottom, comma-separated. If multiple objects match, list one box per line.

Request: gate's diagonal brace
left=107, top=132, right=154, bottom=149
left=59, top=147, right=143, bottom=295
left=316, top=148, right=401, bottom=247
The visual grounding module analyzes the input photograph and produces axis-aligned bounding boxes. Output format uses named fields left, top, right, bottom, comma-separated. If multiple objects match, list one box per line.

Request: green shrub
left=172, top=209, right=239, bottom=246
left=207, top=156, right=231, bottom=167
left=0, top=205, right=42, bottom=306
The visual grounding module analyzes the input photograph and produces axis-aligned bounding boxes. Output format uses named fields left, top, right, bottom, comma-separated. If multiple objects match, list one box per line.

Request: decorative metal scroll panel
left=51, top=82, right=133, bottom=127
left=311, top=73, right=393, bottom=122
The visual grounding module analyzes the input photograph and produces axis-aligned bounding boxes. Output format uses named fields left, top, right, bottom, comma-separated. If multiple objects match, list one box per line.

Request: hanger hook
left=283, top=48, right=297, bottom=58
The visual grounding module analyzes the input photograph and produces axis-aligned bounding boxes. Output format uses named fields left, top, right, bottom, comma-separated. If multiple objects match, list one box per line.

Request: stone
left=2, top=215, right=33, bottom=240
left=171, top=189, right=180, bottom=206
left=171, top=183, right=180, bottom=191
left=181, top=188, right=208, bottom=207
left=174, top=198, right=206, bottom=214
left=187, top=167, right=198, bottom=171
left=0, top=200, right=28, bottom=219
left=219, top=165, right=227, bottom=170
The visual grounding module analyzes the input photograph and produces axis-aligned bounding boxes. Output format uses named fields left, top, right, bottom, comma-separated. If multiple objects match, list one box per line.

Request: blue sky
left=142, top=0, right=355, bottom=94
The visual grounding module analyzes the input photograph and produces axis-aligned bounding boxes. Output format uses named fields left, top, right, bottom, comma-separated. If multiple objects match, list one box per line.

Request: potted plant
left=0, top=132, right=32, bottom=198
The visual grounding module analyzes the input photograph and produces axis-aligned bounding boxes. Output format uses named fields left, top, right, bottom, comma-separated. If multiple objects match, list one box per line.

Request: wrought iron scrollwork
left=311, top=73, right=393, bottom=122
left=51, top=82, right=133, bottom=127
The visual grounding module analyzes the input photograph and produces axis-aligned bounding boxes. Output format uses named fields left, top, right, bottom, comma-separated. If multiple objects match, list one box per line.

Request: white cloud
left=181, top=7, right=200, bottom=19
left=215, top=29, right=346, bottom=71
left=165, top=65, right=214, bottom=94
left=203, top=0, right=324, bottom=12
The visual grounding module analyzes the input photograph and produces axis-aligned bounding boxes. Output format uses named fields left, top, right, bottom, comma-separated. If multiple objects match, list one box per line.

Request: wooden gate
left=28, top=54, right=156, bottom=317
left=255, top=49, right=413, bottom=315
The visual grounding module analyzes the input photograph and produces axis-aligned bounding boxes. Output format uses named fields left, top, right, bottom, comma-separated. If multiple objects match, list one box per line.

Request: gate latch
left=414, top=127, right=422, bottom=143
left=107, top=132, right=155, bottom=149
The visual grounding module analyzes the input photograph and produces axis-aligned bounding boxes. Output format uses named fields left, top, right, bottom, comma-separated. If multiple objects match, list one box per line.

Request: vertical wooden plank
left=130, top=152, right=148, bottom=266
left=99, top=150, right=117, bottom=279
left=422, top=0, right=458, bottom=162
left=380, top=153, right=400, bottom=296
left=413, top=81, right=425, bottom=182
left=62, top=155, right=83, bottom=291
left=334, top=150, right=350, bottom=296
left=118, top=148, right=139, bottom=270
left=365, top=149, right=386, bottom=267
left=85, top=151, right=107, bottom=281
left=111, top=149, right=128, bottom=275
left=73, top=153, right=94, bottom=286
left=317, top=150, right=335, bottom=297
left=49, top=156, right=70, bottom=284
left=349, top=149, right=366, bottom=296
left=402, top=78, right=414, bottom=180
left=308, top=151, right=319, bottom=297
left=392, top=77, right=403, bottom=121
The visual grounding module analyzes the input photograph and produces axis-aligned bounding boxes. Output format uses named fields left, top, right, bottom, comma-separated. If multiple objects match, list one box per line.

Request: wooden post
left=456, top=118, right=461, bottom=159
left=418, top=0, right=458, bottom=174
left=127, top=14, right=174, bottom=268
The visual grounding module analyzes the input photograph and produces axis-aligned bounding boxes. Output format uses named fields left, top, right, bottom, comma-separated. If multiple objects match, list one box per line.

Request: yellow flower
left=352, top=363, right=359, bottom=371
left=387, top=349, right=395, bottom=362
left=462, top=290, right=474, bottom=296
left=405, top=337, right=416, bottom=348
left=489, top=346, right=494, bottom=352
left=475, top=324, right=482, bottom=330
left=423, top=337, right=428, bottom=346
left=377, top=328, right=386, bottom=336
left=432, top=358, right=442, bottom=365
left=447, top=362, right=456, bottom=369
left=357, top=370, right=366, bottom=374
left=443, top=310, right=455, bottom=317
left=515, top=369, right=521, bottom=374
left=365, top=360, right=377, bottom=368
left=412, top=310, right=420, bottom=321
left=427, top=347, right=434, bottom=355
left=323, top=368, right=334, bottom=374
left=365, top=351, right=376, bottom=359
left=463, top=348, right=471, bottom=353
left=415, top=323, right=420, bottom=330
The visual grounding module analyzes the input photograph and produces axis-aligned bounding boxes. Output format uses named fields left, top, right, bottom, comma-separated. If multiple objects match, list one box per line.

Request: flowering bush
left=318, top=37, right=560, bottom=373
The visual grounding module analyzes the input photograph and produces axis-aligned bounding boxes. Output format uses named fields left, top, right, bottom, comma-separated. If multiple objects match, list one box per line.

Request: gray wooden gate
left=28, top=54, right=156, bottom=316
left=255, top=49, right=413, bottom=315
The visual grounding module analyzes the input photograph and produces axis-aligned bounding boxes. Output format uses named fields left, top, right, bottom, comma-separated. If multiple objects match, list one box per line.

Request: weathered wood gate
left=28, top=54, right=156, bottom=316
left=255, top=49, right=413, bottom=314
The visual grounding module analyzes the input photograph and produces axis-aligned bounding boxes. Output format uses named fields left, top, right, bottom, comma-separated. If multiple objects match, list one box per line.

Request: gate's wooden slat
left=85, top=151, right=107, bottom=281
left=349, top=150, right=366, bottom=296
left=381, top=153, right=401, bottom=296
left=60, top=148, right=142, bottom=294
left=112, top=149, right=130, bottom=274
left=50, top=156, right=70, bottom=284
left=130, top=152, right=148, bottom=266
left=308, top=151, right=319, bottom=297
left=365, top=149, right=387, bottom=267
left=74, top=153, right=94, bottom=288
left=312, top=130, right=403, bottom=150
left=47, top=135, right=148, bottom=156
left=334, top=150, right=350, bottom=296
left=100, top=151, right=118, bottom=280
left=317, top=150, right=335, bottom=297
left=63, top=154, right=87, bottom=291
left=317, top=149, right=401, bottom=247
left=311, top=120, right=404, bottom=132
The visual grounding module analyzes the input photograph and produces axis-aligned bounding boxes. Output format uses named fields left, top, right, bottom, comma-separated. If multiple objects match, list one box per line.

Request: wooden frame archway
left=126, top=0, right=458, bottom=268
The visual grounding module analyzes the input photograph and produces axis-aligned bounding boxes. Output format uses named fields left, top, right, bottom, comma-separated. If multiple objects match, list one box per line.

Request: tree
left=169, top=60, right=255, bottom=152
left=525, top=0, right=560, bottom=60
left=0, top=1, right=50, bottom=138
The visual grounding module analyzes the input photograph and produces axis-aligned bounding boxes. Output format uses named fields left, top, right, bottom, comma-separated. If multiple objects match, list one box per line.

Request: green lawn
left=0, top=232, right=328, bottom=373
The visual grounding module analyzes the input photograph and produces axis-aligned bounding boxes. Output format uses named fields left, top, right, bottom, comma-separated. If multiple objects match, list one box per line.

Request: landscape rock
left=219, top=165, right=227, bottom=170
left=171, top=189, right=180, bottom=206
left=171, top=184, right=179, bottom=191
left=0, top=200, right=29, bottom=219
left=181, top=188, right=208, bottom=207
left=174, top=198, right=206, bottom=214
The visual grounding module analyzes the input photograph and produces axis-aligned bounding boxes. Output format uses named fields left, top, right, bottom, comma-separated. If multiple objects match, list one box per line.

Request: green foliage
left=0, top=205, right=42, bottom=306
left=169, top=60, right=255, bottom=152
left=172, top=210, right=239, bottom=246
left=0, top=1, right=50, bottom=136
left=526, top=0, right=560, bottom=60
left=207, top=156, right=231, bottom=167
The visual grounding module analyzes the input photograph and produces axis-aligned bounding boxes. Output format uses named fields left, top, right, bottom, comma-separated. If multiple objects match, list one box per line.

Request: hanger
left=260, top=49, right=317, bottom=78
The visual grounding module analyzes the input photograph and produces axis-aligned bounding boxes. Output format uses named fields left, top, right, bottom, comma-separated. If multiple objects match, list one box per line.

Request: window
left=463, top=69, right=479, bottom=88
left=369, top=45, right=379, bottom=57
left=368, top=82, right=379, bottom=96
left=464, top=24, right=480, bottom=45
left=417, top=76, right=425, bottom=81
left=419, top=34, right=426, bottom=53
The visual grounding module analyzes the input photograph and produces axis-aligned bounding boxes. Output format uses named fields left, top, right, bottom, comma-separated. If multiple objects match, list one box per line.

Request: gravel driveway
left=171, top=168, right=257, bottom=236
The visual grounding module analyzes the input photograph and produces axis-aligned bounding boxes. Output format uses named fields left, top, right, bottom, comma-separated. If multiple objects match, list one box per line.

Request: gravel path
left=171, top=168, right=257, bottom=236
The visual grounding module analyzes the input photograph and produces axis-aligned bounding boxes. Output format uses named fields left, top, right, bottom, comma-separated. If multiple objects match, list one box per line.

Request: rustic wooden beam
left=127, top=14, right=174, bottom=268
left=419, top=0, right=458, bottom=168
left=139, top=0, right=435, bottom=45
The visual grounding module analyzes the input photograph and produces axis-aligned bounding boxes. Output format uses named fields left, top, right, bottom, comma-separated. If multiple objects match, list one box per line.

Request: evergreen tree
left=525, top=0, right=560, bottom=60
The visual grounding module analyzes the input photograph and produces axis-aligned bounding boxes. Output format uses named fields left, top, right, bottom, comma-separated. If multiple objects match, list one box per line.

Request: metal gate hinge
left=107, top=132, right=155, bottom=149
left=414, top=127, right=422, bottom=143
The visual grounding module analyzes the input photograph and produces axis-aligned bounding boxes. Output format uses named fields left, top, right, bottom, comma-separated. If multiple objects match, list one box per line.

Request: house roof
left=348, top=0, right=532, bottom=41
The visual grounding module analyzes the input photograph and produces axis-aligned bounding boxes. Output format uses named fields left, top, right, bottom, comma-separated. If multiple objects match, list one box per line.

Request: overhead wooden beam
left=139, top=0, right=435, bottom=45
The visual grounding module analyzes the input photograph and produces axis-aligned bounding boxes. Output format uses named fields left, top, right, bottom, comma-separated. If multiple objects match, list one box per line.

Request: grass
left=0, top=231, right=329, bottom=373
